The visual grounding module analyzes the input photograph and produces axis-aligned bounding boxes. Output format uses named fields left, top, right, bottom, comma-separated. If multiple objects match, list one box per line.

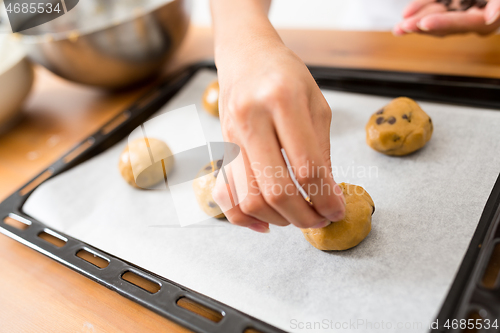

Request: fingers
left=308, top=91, right=346, bottom=219
left=418, top=9, right=498, bottom=35
left=222, top=199, right=271, bottom=233
left=393, top=24, right=407, bottom=36
left=402, top=0, right=436, bottom=18
left=396, top=0, right=500, bottom=37
left=395, top=3, right=447, bottom=35
left=229, top=149, right=290, bottom=227
left=485, top=0, right=500, bottom=25
left=273, top=90, right=346, bottom=223
left=212, top=173, right=271, bottom=233
left=308, top=92, right=335, bottom=175
left=236, top=104, right=329, bottom=229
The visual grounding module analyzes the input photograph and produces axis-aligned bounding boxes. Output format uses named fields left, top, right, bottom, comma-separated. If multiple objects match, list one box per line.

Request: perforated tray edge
left=1, top=61, right=500, bottom=333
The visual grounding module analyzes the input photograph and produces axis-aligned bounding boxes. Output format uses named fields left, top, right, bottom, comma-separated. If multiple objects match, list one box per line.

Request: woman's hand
left=211, top=0, right=345, bottom=233
left=394, top=0, right=500, bottom=37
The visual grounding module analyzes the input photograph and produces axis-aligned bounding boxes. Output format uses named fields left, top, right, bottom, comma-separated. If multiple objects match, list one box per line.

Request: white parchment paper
left=23, top=70, right=500, bottom=332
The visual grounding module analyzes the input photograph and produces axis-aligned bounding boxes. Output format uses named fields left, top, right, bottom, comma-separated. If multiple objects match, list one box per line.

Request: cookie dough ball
left=366, top=97, right=433, bottom=156
left=193, top=160, right=225, bottom=219
left=119, top=138, right=173, bottom=188
left=302, top=183, right=374, bottom=251
left=202, top=80, right=219, bottom=117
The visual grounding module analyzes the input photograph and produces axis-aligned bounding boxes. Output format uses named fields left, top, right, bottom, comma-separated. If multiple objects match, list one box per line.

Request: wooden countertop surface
left=1, top=26, right=500, bottom=332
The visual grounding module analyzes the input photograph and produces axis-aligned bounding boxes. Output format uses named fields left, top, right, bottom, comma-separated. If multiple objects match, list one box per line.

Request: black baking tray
left=1, top=61, right=499, bottom=333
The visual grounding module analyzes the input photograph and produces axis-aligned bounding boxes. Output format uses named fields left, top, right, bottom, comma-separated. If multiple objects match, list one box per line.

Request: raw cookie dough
left=302, top=183, right=375, bottom=251
left=119, top=138, right=173, bottom=188
left=366, top=97, right=433, bottom=156
left=202, top=80, right=220, bottom=117
left=193, top=160, right=225, bottom=219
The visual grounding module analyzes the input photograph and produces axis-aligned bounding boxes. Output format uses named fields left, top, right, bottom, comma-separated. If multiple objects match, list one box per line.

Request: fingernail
left=311, top=220, right=331, bottom=229
left=486, top=10, right=500, bottom=25
left=333, top=184, right=346, bottom=206
left=327, top=210, right=345, bottom=222
left=400, top=22, right=414, bottom=33
left=248, top=223, right=270, bottom=233
left=392, top=25, right=406, bottom=36
left=339, top=193, right=346, bottom=206
left=393, top=29, right=405, bottom=37
left=416, top=21, right=430, bottom=31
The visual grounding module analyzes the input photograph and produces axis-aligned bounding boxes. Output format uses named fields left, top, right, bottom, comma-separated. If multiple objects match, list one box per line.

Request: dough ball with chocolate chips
left=193, top=160, right=225, bottom=219
left=119, top=138, right=174, bottom=188
left=302, top=183, right=375, bottom=251
left=366, top=97, right=433, bottom=156
left=202, top=80, right=220, bottom=117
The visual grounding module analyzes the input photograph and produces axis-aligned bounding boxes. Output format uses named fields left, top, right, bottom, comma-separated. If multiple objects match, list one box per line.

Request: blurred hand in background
left=394, top=0, right=500, bottom=36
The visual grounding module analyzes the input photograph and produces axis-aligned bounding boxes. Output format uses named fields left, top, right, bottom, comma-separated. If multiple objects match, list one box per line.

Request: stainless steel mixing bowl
left=19, top=0, right=190, bottom=89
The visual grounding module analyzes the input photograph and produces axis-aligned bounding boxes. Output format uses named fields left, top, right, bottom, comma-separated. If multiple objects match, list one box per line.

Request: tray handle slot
left=101, top=111, right=131, bottom=135
left=244, top=328, right=265, bottom=333
left=38, top=228, right=67, bottom=248
left=19, top=169, right=54, bottom=196
left=136, top=89, right=162, bottom=109
left=121, top=270, right=161, bottom=294
left=63, top=138, right=95, bottom=164
left=480, top=241, right=500, bottom=289
left=495, top=220, right=500, bottom=239
left=76, top=248, right=110, bottom=269
left=176, top=296, right=224, bottom=323
left=464, top=309, right=486, bottom=333
left=3, top=214, right=31, bottom=230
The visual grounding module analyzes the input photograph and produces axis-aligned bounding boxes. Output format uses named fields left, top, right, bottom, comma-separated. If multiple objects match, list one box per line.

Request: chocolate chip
left=387, top=116, right=396, bottom=125
left=436, top=0, right=452, bottom=7
left=205, top=166, right=212, bottom=170
left=376, top=117, right=385, bottom=125
left=393, top=135, right=401, bottom=142
left=437, top=0, right=485, bottom=11
left=402, top=113, right=412, bottom=122
left=208, top=201, right=217, bottom=208
left=371, top=205, right=375, bottom=215
left=375, top=108, right=384, bottom=115
left=429, top=118, right=432, bottom=123
left=460, top=0, right=474, bottom=10
left=216, top=159, right=223, bottom=169
left=475, top=0, right=487, bottom=8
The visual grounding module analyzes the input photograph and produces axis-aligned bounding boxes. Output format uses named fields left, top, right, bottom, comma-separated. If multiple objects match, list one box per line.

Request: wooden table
left=1, top=26, right=500, bottom=332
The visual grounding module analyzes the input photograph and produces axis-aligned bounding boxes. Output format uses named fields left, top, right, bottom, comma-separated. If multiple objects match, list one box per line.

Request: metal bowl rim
left=19, top=0, right=182, bottom=44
